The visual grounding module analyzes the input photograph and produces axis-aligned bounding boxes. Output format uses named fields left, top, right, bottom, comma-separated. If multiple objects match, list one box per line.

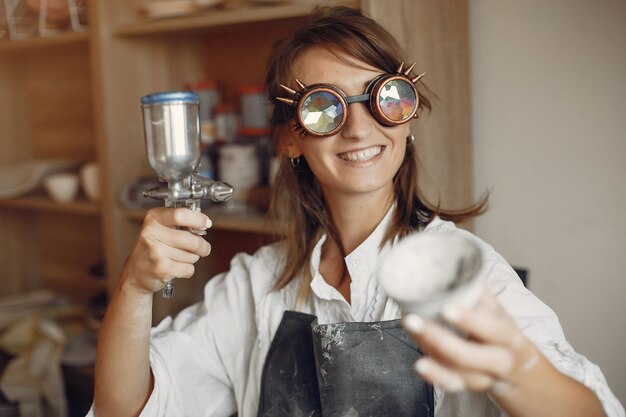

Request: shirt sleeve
left=139, top=251, right=260, bottom=417
left=475, top=239, right=625, bottom=417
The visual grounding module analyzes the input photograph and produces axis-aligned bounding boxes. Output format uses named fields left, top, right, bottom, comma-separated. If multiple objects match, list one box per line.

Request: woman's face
left=282, top=46, right=410, bottom=201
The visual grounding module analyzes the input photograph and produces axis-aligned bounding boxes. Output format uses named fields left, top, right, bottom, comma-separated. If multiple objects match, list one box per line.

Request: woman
left=91, top=6, right=623, bottom=417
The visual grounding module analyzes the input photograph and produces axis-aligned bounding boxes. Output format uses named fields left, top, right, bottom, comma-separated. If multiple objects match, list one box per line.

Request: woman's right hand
left=120, top=207, right=213, bottom=294
left=94, top=207, right=211, bottom=416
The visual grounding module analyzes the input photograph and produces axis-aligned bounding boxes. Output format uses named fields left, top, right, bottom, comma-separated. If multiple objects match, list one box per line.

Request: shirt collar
left=343, top=205, right=395, bottom=276
left=309, top=205, right=396, bottom=300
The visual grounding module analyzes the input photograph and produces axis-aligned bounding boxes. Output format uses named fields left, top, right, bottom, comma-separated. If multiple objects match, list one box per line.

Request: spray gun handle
left=160, top=198, right=205, bottom=299
left=141, top=175, right=233, bottom=299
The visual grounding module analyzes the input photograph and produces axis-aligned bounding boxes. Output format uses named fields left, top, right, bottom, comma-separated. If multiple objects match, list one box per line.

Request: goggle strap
left=345, top=93, right=370, bottom=104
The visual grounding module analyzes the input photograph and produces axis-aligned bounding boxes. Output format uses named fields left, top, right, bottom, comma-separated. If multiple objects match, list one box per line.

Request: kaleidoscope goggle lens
left=273, top=62, right=425, bottom=137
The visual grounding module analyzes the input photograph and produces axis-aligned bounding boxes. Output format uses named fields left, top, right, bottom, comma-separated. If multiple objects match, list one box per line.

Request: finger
left=152, top=227, right=212, bottom=257
left=415, top=358, right=495, bottom=392
left=163, top=246, right=202, bottom=264
left=403, top=314, right=514, bottom=378
left=442, top=297, right=526, bottom=351
left=415, top=358, right=465, bottom=392
left=170, top=261, right=195, bottom=279
left=459, top=370, right=495, bottom=392
left=145, top=207, right=212, bottom=230
left=151, top=258, right=195, bottom=280
left=145, top=241, right=200, bottom=265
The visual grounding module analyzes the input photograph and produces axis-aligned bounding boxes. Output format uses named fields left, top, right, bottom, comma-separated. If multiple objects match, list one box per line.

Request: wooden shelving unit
left=0, top=0, right=473, bottom=321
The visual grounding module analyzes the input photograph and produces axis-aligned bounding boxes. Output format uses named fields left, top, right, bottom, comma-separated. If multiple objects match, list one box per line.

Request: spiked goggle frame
left=272, top=62, right=425, bottom=137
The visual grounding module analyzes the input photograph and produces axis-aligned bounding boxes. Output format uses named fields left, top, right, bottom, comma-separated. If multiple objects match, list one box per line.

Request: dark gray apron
left=257, top=311, right=434, bottom=417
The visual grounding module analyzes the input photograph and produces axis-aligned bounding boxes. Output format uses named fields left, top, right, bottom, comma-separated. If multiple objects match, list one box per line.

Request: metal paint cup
left=141, top=92, right=201, bottom=182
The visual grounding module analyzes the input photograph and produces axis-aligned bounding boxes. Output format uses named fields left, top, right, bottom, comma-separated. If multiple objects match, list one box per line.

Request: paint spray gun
left=140, top=92, right=234, bottom=298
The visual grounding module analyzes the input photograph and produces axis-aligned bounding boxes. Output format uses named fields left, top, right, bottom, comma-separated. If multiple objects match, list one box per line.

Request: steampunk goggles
left=272, top=62, right=425, bottom=137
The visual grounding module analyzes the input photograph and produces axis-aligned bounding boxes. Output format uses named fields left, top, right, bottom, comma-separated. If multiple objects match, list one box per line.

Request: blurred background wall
left=469, top=0, right=626, bottom=404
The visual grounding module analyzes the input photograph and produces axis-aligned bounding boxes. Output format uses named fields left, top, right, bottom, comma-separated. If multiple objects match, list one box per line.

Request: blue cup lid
left=141, top=91, right=200, bottom=105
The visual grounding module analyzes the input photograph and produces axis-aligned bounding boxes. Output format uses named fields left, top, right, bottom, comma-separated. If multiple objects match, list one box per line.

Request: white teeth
left=339, top=146, right=383, bottom=162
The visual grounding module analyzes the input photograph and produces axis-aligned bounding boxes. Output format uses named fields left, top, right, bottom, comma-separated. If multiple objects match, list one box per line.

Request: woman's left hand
left=402, top=286, right=540, bottom=394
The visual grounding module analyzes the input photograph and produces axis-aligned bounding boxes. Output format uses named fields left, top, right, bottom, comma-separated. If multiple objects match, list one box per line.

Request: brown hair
left=265, top=6, right=487, bottom=291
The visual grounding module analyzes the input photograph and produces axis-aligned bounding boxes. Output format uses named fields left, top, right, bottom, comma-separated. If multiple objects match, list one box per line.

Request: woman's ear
left=277, top=127, right=303, bottom=159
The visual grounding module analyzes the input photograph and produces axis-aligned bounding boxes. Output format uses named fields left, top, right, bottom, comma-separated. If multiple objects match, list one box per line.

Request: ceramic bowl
left=43, top=173, right=79, bottom=203
left=80, top=162, right=100, bottom=203
left=0, top=159, right=78, bottom=200
left=378, top=231, right=485, bottom=321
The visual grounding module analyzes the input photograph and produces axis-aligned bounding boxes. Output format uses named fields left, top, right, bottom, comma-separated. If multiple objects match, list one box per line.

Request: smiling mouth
left=338, top=146, right=384, bottom=162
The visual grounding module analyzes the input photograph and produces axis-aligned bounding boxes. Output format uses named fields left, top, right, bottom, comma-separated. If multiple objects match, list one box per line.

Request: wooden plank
left=0, top=196, right=100, bottom=216
left=0, top=53, right=31, bottom=163
left=114, top=1, right=359, bottom=37
left=22, top=43, right=96, bottom=162
left=0, top=43, right=95, bottom=164
left=0, top=211, right=41, bottom=296
left=37, top=213, right=106, bottom=303
left=362, top=0, right=474, bottom=212
left=0, top=32, right=89, bottom=53
left=197, top=23, right=301, bottom=103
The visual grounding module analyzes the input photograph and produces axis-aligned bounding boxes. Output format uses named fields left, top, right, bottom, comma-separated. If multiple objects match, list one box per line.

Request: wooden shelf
left=114, top=0, right=358, bottom=37
left=122, top=207, right=270, bottom=233
left=43, top=273, right=108, bottom=302
left=207, top=210, right=270, bottom=233
left=0, top=197, right=101, bottom=216
left=0, top=31, right=89, bottom=52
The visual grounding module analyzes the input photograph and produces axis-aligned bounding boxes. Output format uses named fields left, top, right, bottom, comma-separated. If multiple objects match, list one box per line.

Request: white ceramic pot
left=80, top=162, right=100, bottom=203
left=44, top=173, right=79, bottom=203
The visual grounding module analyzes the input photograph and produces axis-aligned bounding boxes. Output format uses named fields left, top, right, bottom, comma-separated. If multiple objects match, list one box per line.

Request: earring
left=290, top=157, right=301, bottom=168
left=406, top=134, right=415, bottom=146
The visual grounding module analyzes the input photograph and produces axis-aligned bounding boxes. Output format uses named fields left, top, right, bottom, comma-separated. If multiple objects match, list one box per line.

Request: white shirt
left=88, top=211, right=624, bottom=417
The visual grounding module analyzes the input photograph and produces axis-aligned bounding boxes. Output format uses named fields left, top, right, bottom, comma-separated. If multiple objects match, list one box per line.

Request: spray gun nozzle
left=192, top=174, right=234, bottom=202
left=209, top=182, right=234, bottom=202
